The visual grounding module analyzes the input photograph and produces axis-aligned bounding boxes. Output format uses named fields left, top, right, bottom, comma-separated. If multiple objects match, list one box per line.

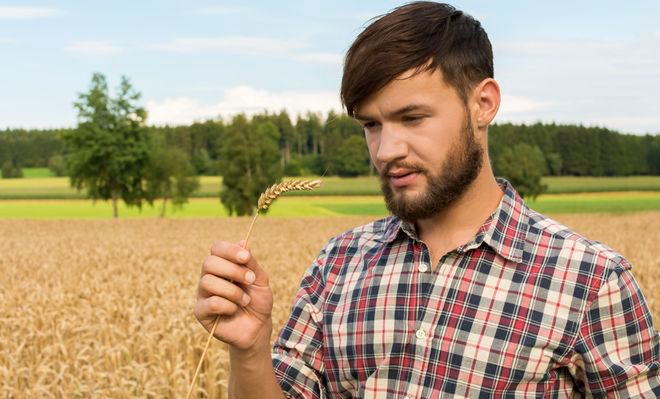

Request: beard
left=380, top=117, right=483, bottom=222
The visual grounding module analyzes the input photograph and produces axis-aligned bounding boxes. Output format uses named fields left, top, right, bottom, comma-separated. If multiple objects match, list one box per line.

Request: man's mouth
left=387, top=170, right=419, bottom=187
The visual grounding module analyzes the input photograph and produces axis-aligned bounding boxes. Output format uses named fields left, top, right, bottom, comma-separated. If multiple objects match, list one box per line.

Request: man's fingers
left=199, top=274, right=251, bottom=307
left=210, top=241, right=246, bottom=263
left=240, top=250, right=269, bottom=286
left=195, top=296, right=239, bottom=321
left=201, top=255, right=256, bottom=285
left=209, top=240, right=269, bottom=286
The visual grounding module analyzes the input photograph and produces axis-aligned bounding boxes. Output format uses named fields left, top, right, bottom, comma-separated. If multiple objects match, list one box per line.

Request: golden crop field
left=1, top=213, right=659, bottom=398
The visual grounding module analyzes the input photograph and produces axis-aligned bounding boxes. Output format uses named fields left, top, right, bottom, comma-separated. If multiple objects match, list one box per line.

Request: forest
left=2, top=113, right=659, bottom=179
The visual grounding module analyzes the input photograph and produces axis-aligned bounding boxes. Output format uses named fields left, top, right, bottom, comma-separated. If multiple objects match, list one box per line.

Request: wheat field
left=1, top=213, right=658, bottom=398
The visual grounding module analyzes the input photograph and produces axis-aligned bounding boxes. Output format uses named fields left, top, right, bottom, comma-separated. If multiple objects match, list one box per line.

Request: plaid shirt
left=272, top=179, right=660, bottom=398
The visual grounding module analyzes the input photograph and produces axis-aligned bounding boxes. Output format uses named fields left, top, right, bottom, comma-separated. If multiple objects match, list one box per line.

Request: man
left=194, top=2, right=660, bottom=397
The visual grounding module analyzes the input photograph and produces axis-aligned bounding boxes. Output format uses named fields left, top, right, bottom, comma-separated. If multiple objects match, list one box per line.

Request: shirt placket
left=404, top=241, right=457, bottom=398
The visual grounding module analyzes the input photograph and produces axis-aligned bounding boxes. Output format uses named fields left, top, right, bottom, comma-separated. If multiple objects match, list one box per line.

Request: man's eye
left=403, top=115, right=424, bottom=123
left=363, top=121, right=377, bottom=129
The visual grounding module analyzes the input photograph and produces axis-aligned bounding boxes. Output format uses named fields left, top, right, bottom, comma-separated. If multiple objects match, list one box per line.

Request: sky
left=1, top=1, right=659, bottom=135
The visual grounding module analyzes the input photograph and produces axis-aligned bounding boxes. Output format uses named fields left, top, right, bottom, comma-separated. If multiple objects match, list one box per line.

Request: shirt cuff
left=272, top=352, right=325, bottom=399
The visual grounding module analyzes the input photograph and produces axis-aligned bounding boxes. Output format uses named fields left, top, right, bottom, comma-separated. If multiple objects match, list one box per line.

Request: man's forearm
left=228, top=343, right=285, bottom=399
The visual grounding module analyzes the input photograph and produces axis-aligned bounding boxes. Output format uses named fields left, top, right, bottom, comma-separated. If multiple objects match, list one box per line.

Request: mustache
left=380, top=161, right=428, bottom=178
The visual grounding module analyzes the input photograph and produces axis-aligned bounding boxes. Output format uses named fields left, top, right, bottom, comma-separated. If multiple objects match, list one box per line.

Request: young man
left=195, top=2, right=660, bottom=397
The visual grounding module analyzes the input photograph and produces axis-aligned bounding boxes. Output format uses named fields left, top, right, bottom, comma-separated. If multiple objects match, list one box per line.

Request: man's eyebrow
left=354, top=104, right=432, bottom=122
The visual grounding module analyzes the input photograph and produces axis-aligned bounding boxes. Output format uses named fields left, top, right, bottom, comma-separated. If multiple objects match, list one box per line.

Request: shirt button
left=405, top=395, right=414, bottom=399
left=418, top=263, right=429, bottom=273
left=415, top=329, right=426, bottom=339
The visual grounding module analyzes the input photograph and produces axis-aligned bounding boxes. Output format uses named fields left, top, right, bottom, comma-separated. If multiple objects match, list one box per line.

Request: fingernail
left=238, top=250, right=249, bottom=262
left=245, top=271, right=256, bottom=284
left=242, top=294, right=251, bottom=306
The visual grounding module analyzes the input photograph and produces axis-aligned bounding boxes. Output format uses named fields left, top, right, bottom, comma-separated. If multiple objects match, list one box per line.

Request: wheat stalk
left=186, top=179, right=321, bottom=399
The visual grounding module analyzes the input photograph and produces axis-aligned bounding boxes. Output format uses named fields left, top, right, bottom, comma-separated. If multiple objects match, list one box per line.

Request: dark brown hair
left=341, top=1, right=493, bottom=116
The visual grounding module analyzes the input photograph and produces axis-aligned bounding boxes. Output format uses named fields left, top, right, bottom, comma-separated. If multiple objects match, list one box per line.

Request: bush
left=48, top=155, right=67, bottom=176
left=334, top=136, right=370, bottom=177
left=494, top=143, right=547, bottom=200
left=284, top=158, right=304, bottom=177
left=300, top=155, right=327, bottom=176
left=1, top=161, right=23, bottom=178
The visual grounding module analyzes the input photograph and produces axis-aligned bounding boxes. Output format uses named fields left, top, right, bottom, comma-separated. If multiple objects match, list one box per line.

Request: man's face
left=354, top=68, right=484, bottom=222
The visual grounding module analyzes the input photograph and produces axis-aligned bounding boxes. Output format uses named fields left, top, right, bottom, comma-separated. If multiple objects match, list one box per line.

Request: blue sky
left=1, top=1, right=659, bottom=134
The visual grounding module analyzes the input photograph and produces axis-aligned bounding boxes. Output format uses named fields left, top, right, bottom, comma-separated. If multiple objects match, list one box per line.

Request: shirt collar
left=379, top=178, right=529, bottom=263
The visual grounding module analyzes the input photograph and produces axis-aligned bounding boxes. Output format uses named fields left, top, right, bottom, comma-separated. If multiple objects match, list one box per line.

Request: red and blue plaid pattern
left=272, top=179, right=660, bottom=398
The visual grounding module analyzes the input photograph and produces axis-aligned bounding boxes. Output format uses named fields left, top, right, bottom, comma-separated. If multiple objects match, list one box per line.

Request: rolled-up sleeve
left=272, top=254, right=327, bottom=399
left=572, top=263, right=660, bottom=397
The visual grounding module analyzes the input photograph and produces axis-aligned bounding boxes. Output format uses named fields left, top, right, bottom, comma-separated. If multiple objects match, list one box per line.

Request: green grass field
left=21, top=167, right=54, bottom=178
left=1, top=192, right=659, bottom=219
left=0, top=174, right=384, bottom=199
left=542, top=176, right=660, bottom=193
left=1, top=171, right=658, bottom=218
left=4, top=172, right=660, bottom=200
left=198, top=176, right=383, bottom=197
left=0, top=197, right=368, bottom=219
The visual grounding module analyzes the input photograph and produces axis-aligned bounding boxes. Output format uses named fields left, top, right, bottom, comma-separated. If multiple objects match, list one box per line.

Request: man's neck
left=416, top=170, right=504, bottom=267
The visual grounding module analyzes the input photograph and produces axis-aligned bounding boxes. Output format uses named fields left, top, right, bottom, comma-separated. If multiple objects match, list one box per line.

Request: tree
left=63, top=73, right=150, bottom=218
left=295, top=112, right=323, bottom=156
left=48, top=155, right=67, bottom=176
left=189, top=120, right=224, bottom=174
left=192, top=148, right=212, bottom=175
left=219, top=115, right=282, bottom=216
left=1, top=159, right=23, bottom=178
left=275, top=110, right=296, bottom=167
left=145, top=135, right=200, bottom=217
left=647, top=135, right=660, bottom=174
left=335, top=136, right=370, bottom=176
left=545, top=152, right=563, bottom=176
left=494, top=143, right=547, bottom=200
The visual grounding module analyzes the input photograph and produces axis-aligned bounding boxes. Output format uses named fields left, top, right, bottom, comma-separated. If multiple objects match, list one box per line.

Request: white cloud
left=491, top=33, right=660, bottom=134
left=145, top=86, right=342, bottom=126
left=494, top=35, right=660, bottom=70
left=494, top=94, right=554, bottom=127
left=296, top=52, right=344, bottom=66
left=495, top=39, right=614, bottom=57
left=65, top=40, right=123, bottom=56
left=193, top=5, right=248, bottom=15
left=498, top=94, right=552, bottom=116
left=0, top=6, right=63, bottom=19
left=150, top=36, right=302, bottom=55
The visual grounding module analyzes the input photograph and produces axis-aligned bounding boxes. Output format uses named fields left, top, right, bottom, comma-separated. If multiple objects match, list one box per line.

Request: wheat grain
left=258, top=179, right=322, bottom=211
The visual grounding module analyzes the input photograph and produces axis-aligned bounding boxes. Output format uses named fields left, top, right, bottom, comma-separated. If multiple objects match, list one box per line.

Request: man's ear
left=472, top=78, right=501, bottom=128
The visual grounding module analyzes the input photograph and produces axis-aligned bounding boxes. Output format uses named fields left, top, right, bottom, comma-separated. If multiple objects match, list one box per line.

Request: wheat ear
left=186, top=179, right=321, bottom=399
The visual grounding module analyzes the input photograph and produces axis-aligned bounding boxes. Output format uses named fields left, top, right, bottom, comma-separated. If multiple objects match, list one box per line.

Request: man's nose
left=375, top=124, right=408, bottom=165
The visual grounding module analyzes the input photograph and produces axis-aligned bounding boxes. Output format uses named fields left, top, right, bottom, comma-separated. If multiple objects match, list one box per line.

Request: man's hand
left=194, top=240, right=274, bottom=351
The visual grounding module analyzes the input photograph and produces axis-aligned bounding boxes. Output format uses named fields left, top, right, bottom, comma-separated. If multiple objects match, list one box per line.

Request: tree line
left=1, top=73, right=659, bottom=216
left=3, top=116, right=660, bottom=179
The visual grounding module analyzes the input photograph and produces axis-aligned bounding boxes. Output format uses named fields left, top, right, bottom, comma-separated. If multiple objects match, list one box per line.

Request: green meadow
left=0, top=170, right=658, bottom=218
left=542, top=176, right=660, bottom=193
left=21, top=167, right=55, bottom=178
left=0, top=197, right=377, bottom=219
left=3, top=172, right=660, bottom=199
left=1, top=192, right=659, bottom=219
left=0, top=174, right=383, bottom=199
